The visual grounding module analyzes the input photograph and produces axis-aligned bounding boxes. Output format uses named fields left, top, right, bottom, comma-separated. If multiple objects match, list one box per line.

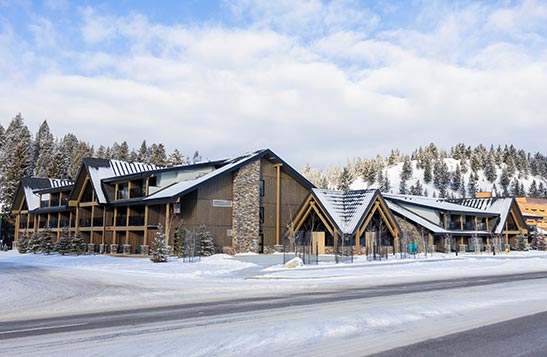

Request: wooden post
left=165, top=203, right=171, bottom=245
left=355, top=230, right=361, bottom=254
left=144, top=205, right=149, bottom=246
left=274, top=164, right=283, bottom=246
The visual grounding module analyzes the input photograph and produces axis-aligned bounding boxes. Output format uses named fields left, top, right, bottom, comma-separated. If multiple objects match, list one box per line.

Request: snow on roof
left=454, top=197, right=516, bottom=235
left=383, top=194, right=493, bottom=215
left=144, top=150, right=265, bottom=201
left=312, top=189, right=378, bottom=235
left=85, top=159, right=159, bottom=204
left=20, top=178, right=74, bottom=211
left=386, top=200, right=450, bottom=235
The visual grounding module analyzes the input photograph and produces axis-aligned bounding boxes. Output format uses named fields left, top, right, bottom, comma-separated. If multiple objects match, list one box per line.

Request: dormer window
left=41, top=193, right=50, bottom=208
left=117, top=182, right=129, bottom=200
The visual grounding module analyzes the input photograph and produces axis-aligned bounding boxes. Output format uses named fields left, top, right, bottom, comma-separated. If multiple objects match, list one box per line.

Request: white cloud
left=1, top=1, right=547, bottom=169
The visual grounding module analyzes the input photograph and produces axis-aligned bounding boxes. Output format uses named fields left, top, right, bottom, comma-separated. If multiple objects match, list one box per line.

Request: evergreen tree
left=150, top=224, right=169, bottom=262
left=536, top=234, right=547, bottom=251
left=459, top=177, right=466, bottom=198
left=173, top=222, right=187, bottom=258
left=70, top=141, right=93, bottom=179
left=29, top=231, right=42, bottom=254
left=117, top=141, right=129, bottom=161
left=467, top=171, right=478, bottom=197
left=399, top=157, right=413, bottom=194
left=33, top=120, right=55, bottom=177
left=55, top=227, right=72, bottom=255
left=0, top=114, right=32, bottom=213
left=95, top=145, right=108, bottom=159
left=500, top=168, right=511, bottom=196
left=197, top=224, right=215, bottom=256
left=41, top=227, right=55, bottom=254
left=137, top=140, right=149, bottom=163
left=47, top=145, right=65, bottom=178
left=337, top=166, right=352, bottom=191
left=387, top=149, right=400, bottom=166
left=380, top=171, right=390, bottom=193
left=17, top=233, right=30, bottom=253
left=192, top=150, right=202, bottom=164
left=516, top=230, right=527, bottom=251
left=409, top=180, right=423, bottom=196
left=451, top=165, right=462, bottom=192
left=59, top=133, right=79, bottom=179
left=510, top=178, right=521, bottom=197
left=71, top=232, right=86, bottom=255
left=168, top=149, right=185, bottom=166
left=423, top=158, right=432, bottom=184
left=484, top=152, right=497, bottom=182
left=149, top=144, right=167, bottom=166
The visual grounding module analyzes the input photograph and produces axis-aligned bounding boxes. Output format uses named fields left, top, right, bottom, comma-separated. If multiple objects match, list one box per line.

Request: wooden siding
left=260, top=158, right=310, bottom=248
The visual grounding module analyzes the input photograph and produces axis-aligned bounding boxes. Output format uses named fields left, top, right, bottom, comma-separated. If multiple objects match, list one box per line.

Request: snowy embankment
left=3, top=251, right=547, bottom=356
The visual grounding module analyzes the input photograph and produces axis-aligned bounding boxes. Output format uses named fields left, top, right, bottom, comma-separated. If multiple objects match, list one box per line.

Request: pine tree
left=70, top=141, right=93, bottom=179
left=173, top=223, right=187, bottom=258
left=380, top=171, right=390, bottom=193
left=459, top=177, right=466, bottom=198
left=17, top=233, right=30, bottom=253
left=41, top=227, right=55, bottom=254
left=55, top=227, right=72, bottom=255
left=500, top=168, right=511, bottom=196
left=71, top=232, right=86, bottom=255
left=168, top=149, right=185, bottom=166
left=47, top=145, right=65, bottom=178
left=0, top=114, right=32, bottom=213
left=33, top=120, right=55, bottom=177
left=484, top=152, right=497, bottom=182
left=468, top=171, right=478, bottom=197
left=192, top=150, right=202, bottom=164
left=197, top=224, right=215, bottom=256
left=423, top=158, right=432, bottom=184
left=536, top=234, right=547, bottom=251
left=117, top=141, right=129, bottom=161
left=149, top=144, right=167, bottom=166
left=137, top=140, right=149, bottom=163
left=95, top=145, right=108, bottom=159
left=150, top=224, right=170, bottom=262
left=337, top=166, right=352, bottom=191
left=59, top=133, right=79, bottom=179
left=409, top=180, right=423, bottom=196
left=451, top=165, right=462, bottom=192
left=29, top=231, right=42, bottom=254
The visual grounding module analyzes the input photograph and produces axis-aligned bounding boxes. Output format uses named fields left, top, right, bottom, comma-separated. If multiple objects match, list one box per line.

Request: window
left=259, top=180, right=265, bottom=197
left=117, top=182, right=128, bottom=200
left=259, top=206, right=264, bottom=224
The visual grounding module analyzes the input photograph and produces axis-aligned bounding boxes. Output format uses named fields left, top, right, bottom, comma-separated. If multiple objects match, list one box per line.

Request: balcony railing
left=128, top=216, right=145, bottom=226
left=79, top=218, right=92, bottom=227
left=115, top=216, right=128, bottom=226
left=92, top=217, right=104, bottom=227
left=130, top=188, right=146, bottom=198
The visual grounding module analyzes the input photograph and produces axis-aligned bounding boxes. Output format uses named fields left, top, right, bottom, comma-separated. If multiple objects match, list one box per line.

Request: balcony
left=50, top=199, right=60, bottom=207
left=49, top=219, right=59, bottom=228
left=79, top=218, right=92, bottom=227
left=92, top=217, right=104, bottom=227
left=128, top=216, right=145, bottom=227
left=59, top=219, right=70, bottom=228
left=116, top=216, right=128, bottom=226
left=130, top=188, right=146, bottom=199
left=39, top=220, right=47, bottom=229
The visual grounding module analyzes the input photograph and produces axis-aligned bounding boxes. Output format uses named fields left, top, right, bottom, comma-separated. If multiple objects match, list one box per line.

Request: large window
left=259, top=180, right=265, bottom=197
left=117, top=183, right=128, bottom=200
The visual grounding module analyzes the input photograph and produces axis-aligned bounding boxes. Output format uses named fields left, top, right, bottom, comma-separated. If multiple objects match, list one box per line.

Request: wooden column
left=144, top=205, right=149, bottom=246
left=274, top=164, right=283, bottom=246
left=14, top=215, right=20, bottom=242
left=165, top=203, right=171, bottom=244
left=355, top=230, right=361, bottom=254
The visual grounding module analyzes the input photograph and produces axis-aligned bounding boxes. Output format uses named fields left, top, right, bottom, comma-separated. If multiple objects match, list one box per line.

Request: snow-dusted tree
left=451, top=164, right=462, bottom=192
left=71, top=232, right=86, bottom=255
left=423, top=158, right=432, bottom=184
left=192, top=150, right=202, bottom=164
left=167, top=149, right=185, bottom=166
left=484, top=152, right=497, bottom=183
left=173, top=222, right=187, bottom=258
left=409, top=180, right=423, bottom=196
left=302, top=163, right=325, bottom=188
left=459, top=177, right=466, bottom=198
left=529, top=180, right=540, bottom=198
left=117, top=141, right=129, bottom=161
left=197, top=224, right=215, bottom=256
left=399, top=157, right=413, bottom=194
left=337, top=166, right=352, bottom=191
left=499, top=168, right=511, bottom=196
left=59, top=133, right=79, bottom=179
left=467, top=171, right=478, bottom=197
left=17, top=233, right=30, bottom=253
left=149, top=143, right=167, bottom=166
left=40, top=227, right=55, bottom=254
left=33, top=120, right=55, bottom=177
left=137, top=140, right=149, bottom=163
left=0, top=114, right=32, bottom=213
left=515, top=230, right=527, bottom=251
left=29, top=231, right=42, bottom=254
left=433, top=159, right=450, bottom=192
left=510, top=178, right=522, bottom=197
left=539, top=182, right=547, bottom=199
left=47, top=145, right=65, bottom=179
left=69, top=141, right=93, bottom=179
left=536, top=234, right=547, bottom=251
left=128, top=149, right=138, bottom=162
left=318, top=175, right=329, bottom=189
left=325, top=166, right=341, bottom=189
left=387, top=149, right=400, bottom=166
left=55, top=227, right=72, bottom=255
left=150, top=224, right=170, bottom=262
left=95, top=145, right=108, bottom=159
left=379, top=170, right=390, bottom=193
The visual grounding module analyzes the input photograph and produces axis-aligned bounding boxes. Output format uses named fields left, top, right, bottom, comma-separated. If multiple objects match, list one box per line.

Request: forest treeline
left=0, top=114, right=200, bottom=213
left=303, top=142, right=547, bottom=200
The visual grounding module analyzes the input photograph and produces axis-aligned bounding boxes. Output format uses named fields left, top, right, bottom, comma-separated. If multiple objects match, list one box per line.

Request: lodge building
left=10, top=148, right=534, bottom=255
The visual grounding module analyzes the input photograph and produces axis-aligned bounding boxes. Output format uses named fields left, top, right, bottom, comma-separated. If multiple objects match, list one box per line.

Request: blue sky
left=1, top=0, right=547, bottom=168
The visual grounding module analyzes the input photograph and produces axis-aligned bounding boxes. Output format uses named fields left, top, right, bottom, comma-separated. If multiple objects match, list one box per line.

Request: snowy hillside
left=303, top=144, right=547, bottom=198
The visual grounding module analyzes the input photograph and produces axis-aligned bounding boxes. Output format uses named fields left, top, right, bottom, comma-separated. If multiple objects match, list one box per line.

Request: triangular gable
left=290, top=189, right=400, bottom=238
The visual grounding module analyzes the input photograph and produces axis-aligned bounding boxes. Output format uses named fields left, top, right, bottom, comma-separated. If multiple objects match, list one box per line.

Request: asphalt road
left=2, top=270, right=547, bottom=341
left=372, top=310, right=547, bottom=357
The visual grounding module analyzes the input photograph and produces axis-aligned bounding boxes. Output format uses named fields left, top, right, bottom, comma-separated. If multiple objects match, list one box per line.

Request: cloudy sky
left=1, top=0, right=547, bottom=169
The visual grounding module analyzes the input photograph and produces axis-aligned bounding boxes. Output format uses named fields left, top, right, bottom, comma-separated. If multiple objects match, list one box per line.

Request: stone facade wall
left=232, top=159, right=260, bottom=253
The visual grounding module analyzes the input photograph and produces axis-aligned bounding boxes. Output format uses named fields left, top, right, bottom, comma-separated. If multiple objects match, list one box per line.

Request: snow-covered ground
left=2, top=250, right=547, bottom=356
